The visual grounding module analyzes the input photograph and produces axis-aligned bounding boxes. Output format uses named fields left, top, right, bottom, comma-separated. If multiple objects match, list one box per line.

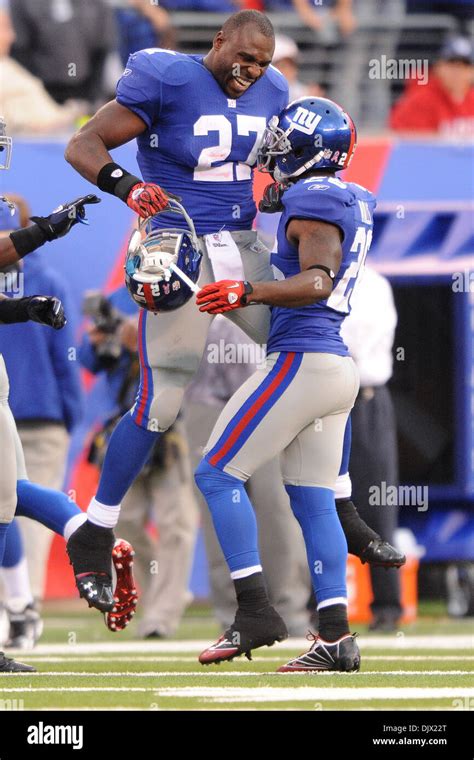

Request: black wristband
left=0, top=297, right=30, bottom=324
left=241, top=281, right=254, bottom=306
left=96, top=163, right=141, bottom=202
left=10, top=225, right=47, bottom=259
left=306, top=264, right=336, bottom=283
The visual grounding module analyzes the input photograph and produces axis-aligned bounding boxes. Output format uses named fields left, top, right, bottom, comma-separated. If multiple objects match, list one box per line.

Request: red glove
left=126, top=182, right=170, bottom=218
left=196, top=280, right=254, bottom=314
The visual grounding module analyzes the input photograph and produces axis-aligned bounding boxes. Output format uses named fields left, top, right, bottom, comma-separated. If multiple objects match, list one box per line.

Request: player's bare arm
left=0, top=235, right=20, bottom=268
left=65, top=101, right=147, bottom=183
left=250, top=218, right=342, bottom=306
left=196, top=219, right=342, bottom=313
left=65, top=101, right=170, bottom=218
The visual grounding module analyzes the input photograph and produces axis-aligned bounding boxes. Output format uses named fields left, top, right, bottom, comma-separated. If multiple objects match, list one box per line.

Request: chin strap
left=275, top=151, right=324, bottom=182
left=169, top=262, right=200, bottom=293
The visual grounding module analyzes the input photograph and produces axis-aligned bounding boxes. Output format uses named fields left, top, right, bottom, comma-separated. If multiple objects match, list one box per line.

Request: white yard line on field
left=10, top=657, right=201, bottom=663
left=362, top=656, right=474, bottom=661
left=21, top=670, right=472, bottom=677
left=156, top=686, right=474, bottom=703
left=1, top=686, right=472, bottom=702
left=19, top=636, right=473, bottom=656
left=18, top=655, right=474, bottom=664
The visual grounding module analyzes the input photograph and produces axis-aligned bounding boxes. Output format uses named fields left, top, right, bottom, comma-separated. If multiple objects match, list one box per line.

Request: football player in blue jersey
left=194, top=97, right=378, bottom=672
left=64, top=10, right=402, bottom=609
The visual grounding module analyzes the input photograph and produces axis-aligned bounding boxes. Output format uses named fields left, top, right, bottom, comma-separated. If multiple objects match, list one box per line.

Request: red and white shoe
left=105, top=539, right=138, bottom=632
left=199, top=606, right=288, bottom=665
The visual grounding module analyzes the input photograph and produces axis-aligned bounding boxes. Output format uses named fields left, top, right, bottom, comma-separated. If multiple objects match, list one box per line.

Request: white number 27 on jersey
left=326, top=225, right=373, bottom=314
left=193, top=114, right=267, bottom=181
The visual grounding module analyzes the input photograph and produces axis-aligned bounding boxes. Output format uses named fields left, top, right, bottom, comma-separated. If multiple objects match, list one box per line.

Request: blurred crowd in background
left=0, top=0, right=473, bottom=134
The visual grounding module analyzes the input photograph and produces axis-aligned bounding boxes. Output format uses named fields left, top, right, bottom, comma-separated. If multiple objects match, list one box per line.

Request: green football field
left=1, top=601, right=473, bottom=711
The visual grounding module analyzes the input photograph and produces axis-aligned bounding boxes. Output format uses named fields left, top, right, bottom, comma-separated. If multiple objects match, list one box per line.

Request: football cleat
left=66, top=521, right=116, bottom=613
left=74, top=572, right=115, bottom=612
left=360, top=538, right=406, bottom=569
left=6, top=600, right=43, bottom=649
left=199, top=606, right=288, bottom=665
left=277, top=632, right=360, bottom=673
left=105, top=539, right=138, bottom=632
left=0, top=651, right=36, bottom=673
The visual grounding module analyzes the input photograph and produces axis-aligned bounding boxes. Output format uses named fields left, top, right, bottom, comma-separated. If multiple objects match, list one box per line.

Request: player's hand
left=30, top=194, right=101, bottom=241
left=26, top=296, right=66, bottom=330
left=258, top=182, right=285, bottom=214
left=196, top=280, right=254, bottom=314
left=126, top=182, right=171, bottom=218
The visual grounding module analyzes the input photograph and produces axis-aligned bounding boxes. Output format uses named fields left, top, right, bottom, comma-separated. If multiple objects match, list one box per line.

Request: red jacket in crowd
left=389, top=75, right=474, bottom=138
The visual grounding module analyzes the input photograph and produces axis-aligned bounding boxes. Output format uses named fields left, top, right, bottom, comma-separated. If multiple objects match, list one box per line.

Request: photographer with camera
left=79, top=286, right=199, bottom=639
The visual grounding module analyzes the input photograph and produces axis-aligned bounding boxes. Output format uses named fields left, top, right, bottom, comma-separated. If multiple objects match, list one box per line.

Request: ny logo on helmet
left=290, top=107, right=322, bottom=135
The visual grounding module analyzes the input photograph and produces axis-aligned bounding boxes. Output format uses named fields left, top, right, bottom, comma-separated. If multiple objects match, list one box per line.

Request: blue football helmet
left=0, top=117, right=12, bottom=171
left=124, top=199, right=202, bottom=312
left=258, top=97, right=357, bottom=182
left=0, top=197, right=20, bottom=232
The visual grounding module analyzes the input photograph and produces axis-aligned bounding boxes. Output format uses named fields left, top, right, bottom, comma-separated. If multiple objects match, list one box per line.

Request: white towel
left=204, top=231, right=245, bottom=282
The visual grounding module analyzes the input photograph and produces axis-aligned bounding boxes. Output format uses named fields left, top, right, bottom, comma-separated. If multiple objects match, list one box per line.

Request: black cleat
left=66, top=520, right=116, bottom=612
left=74, top=573, right=114, bottom=612
left=6, top=600, right=43, bottom=649
left=199, top=606, right=288, bottom=665
left=360, top=539, right=406, bottom=569
left=278, top=632, right=360, bottom=673
left=0, top=651, right=36, bottom=673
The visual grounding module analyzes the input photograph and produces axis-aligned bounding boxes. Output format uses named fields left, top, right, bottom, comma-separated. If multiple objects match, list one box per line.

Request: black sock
left=318, top=604, right=350, bottom=642
left=233, top=572, right=271, bottom=614
left=67, top=520, right=115, bottom=575
left=336, top=498, right=379, bottom=556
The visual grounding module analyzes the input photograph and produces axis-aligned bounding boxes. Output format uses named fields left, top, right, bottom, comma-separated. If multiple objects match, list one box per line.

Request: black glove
left=258, top=182, right=285, bottom=214
left=26, top=296, right=66, bottom=330
left=30, top=194, right=101, bottom=242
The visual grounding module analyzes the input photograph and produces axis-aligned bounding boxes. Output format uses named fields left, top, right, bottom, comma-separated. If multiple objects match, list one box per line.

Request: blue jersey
left=268, top=176, right=376, bottom=355
left=116, top=48, right=288, bottom=235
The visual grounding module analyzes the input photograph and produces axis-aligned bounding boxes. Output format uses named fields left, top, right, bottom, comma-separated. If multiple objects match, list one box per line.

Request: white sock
left=317, top=597, right=348, bottom=611
left=64, top=511, right=87, bottom=542
left=87, top=497, right=121, bottom=529
left=1, top=558, right=33, bottom=607
left=230, top=565, right=263, bottom=581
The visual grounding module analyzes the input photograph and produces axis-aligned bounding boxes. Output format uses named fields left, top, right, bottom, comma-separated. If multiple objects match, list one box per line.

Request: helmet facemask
left=125, top=199, right=202, bottom=312
left=0, top=118, right=12, bottom=171
left=128, top=229, right=193, bottom=284
left=257, top=115, right=294, bottom=174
